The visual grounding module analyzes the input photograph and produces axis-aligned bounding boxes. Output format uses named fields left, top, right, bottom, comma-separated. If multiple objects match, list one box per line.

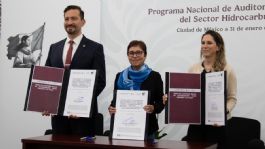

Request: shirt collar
left=66, top=34, right=83, bottom=45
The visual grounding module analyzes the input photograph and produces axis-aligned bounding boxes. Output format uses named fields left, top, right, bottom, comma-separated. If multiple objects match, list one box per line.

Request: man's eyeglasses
left=128, top=51, right=144, bottom=57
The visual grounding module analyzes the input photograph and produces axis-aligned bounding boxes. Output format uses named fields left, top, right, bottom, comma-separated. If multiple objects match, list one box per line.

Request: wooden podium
left=22, top=135, right=217, bottom=149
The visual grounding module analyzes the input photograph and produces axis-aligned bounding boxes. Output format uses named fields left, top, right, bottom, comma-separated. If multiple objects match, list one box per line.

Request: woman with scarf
left=108, top=40, right=164, bottom=140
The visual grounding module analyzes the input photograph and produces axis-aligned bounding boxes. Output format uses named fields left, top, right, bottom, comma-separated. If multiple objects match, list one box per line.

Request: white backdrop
left=100, top=0, right=265, bottom=141
left=1, top=0, right=265, bottom=149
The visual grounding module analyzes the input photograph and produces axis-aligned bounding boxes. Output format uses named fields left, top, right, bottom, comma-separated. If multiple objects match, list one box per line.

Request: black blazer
left=111, top=71, right=164, bottom=134
left=45, top=35, right=106, bottom=115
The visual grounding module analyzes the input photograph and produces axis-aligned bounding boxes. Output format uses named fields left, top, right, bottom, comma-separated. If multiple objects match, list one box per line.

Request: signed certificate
left=205, top=71, right=226, bottom=126
left=112, top=90, right=149, bottom=140
left=63, top=70, right=97, bottom=118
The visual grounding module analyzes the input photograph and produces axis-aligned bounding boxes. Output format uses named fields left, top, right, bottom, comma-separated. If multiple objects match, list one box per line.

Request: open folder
left=24, top=65, right=97, bottom=118
left=165, top=71, right=227, bottom=125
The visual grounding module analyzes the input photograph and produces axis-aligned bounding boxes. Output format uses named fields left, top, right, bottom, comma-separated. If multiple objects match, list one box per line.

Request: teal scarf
left=117, top=64, right=152, bottom=90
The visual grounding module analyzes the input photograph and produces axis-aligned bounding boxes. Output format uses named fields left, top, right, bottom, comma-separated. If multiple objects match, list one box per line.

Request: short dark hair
left=21, top=35, right=29, bottom=42
left=127, top=40, right=147, bottom=56
left=64, top=5, right=84, bottom=20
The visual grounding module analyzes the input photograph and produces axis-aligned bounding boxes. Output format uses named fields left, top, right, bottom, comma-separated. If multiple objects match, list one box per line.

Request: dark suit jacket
left=45, top=35, right=106, bottom=115
left=111, top=71, right=164, bottom=135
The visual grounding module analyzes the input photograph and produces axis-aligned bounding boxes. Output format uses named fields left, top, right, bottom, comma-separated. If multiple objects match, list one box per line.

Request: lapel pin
left=83, top=44, right=86, bottom=47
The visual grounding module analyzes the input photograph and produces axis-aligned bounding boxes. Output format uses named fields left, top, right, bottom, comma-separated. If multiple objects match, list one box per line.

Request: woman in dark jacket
left=108, top=40, right=164, bottom=139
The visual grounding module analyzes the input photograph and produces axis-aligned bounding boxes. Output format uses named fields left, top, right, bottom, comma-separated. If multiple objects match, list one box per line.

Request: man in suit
left=45, top=5, right=106, bottom=136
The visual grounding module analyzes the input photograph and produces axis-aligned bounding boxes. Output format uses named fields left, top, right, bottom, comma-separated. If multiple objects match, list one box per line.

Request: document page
left=205, top=71, right=226, bottom=126
left=63, top=70, right=96, bottom=118
left=112, top=90, right=148, bottom=140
